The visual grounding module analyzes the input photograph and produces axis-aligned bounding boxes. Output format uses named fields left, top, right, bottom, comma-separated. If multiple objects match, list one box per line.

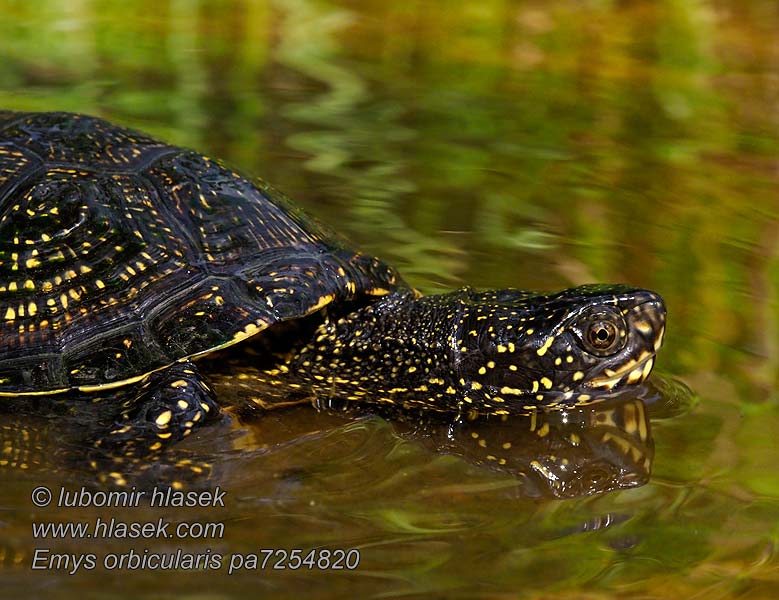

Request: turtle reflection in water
left=390, top=392, right=654, bottom=499
left=217, top=364, right=656, bottom=499
left=0, top=112, right=666, bottom=487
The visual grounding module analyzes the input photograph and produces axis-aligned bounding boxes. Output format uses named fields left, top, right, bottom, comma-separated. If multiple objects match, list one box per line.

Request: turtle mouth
left=583, top=297, right=666, bottom=392
left=584, top=350, right=657, bottom=391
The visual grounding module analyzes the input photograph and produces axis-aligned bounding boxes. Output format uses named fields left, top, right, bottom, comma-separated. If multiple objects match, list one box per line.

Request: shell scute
left=0, top=112, right=403, bottom=394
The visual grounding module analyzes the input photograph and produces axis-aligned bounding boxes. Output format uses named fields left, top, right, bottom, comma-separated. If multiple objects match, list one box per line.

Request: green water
left=1, top=0, right=778, bottom=598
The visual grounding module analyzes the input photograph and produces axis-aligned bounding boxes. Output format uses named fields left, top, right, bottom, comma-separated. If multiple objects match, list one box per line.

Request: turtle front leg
left=89, top=361, right=220, bottom=486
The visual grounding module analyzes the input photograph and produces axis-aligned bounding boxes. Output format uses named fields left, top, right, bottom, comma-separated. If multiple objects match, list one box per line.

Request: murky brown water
left=1, top=1, right=778, bottom=598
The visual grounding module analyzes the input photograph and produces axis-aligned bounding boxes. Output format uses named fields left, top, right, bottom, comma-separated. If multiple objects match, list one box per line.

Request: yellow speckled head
left=452, top=285, right=666, bottom=408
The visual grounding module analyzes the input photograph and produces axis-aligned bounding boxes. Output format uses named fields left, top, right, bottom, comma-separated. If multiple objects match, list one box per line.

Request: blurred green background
left=1, top=0, right=778, bottom=598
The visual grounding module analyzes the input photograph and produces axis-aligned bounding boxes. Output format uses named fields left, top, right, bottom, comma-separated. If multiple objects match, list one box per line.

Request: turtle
left=0, top=111, right=666, bottom=484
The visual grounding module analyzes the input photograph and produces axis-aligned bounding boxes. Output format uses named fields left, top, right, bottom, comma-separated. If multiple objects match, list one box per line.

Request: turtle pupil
left=588, top=322, right=616, bottom=349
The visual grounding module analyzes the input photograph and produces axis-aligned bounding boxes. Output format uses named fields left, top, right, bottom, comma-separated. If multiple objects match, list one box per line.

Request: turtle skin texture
left=0, top=112, right=666, bottom=486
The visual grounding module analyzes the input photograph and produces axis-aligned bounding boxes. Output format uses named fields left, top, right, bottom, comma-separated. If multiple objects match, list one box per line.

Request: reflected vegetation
left=0, top=0, right=778, bottom=598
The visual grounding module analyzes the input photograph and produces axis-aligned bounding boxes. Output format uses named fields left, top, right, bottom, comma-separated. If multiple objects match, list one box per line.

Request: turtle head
left=454, top=285, right=666, bottom=408
left=288, top=284, right=665, bottom=415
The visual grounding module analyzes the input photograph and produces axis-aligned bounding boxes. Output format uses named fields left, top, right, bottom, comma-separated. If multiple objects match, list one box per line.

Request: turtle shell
left=0, top=112, right=402, bottom=395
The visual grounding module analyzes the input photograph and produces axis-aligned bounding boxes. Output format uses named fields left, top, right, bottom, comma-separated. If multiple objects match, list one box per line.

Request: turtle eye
left=586, top=321, right=618, bottom=352
left=574, top=307, right=626, bottom=356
